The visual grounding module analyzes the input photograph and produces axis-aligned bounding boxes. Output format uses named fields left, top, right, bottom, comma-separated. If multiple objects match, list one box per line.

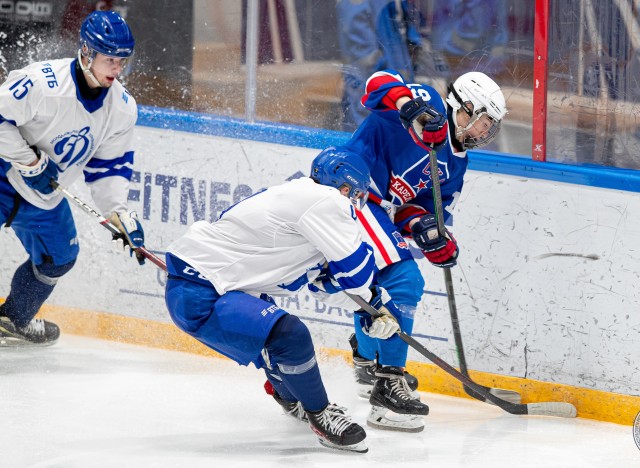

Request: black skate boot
left=349, top=333, right=419, bottom=398
left=0, top=308, right=60, bottom=347
left=264, top=380, right=308, bottom=422
left=308, top=403, right=368, bottom=453
left=367, top=366, right=428, bottom=432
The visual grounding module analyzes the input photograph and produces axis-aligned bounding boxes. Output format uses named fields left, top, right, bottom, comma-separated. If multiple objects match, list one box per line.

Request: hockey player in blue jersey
left=164, top=150, right=404, bottom=453
left=0, top=11, right=144, bottom=346
left=338, top=69, right=507, bottom=431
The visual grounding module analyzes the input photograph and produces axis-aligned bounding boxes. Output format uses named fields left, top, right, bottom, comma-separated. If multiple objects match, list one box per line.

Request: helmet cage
left=339, top=175, right=369, bottom=210
left=448, top=81, right=502, bottom=150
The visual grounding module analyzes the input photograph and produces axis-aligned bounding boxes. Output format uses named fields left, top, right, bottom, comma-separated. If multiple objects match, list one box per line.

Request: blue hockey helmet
left=79, top=11, right=135, bottom=59
left=310, top=147, right=370, bottom=209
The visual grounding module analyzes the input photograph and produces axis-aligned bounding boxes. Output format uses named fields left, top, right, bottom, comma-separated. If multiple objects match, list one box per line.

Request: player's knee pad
left=377, top=259, right=425, bottom=307
left=264, top=314, right=315, bottom=367
left=397, top=304, right=416, bottom=333
left=34, top=257, right=76, bottom=286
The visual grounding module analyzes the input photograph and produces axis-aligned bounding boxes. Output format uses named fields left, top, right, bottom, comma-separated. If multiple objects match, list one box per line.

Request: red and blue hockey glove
left=399, top=97, right=448, bottom=151
left=110, top=210, right=146, bottom=265
left=356, top=286, right=400, bottom=340
left=411, top=214, right=459, bottom=268
left=13, top=148, right=59, bottom=195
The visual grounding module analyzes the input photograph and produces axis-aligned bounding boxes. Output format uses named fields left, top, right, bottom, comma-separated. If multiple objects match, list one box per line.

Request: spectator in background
left=336, top=0, right=450, bottom=132
left=430, top=0, right=509, bottom=75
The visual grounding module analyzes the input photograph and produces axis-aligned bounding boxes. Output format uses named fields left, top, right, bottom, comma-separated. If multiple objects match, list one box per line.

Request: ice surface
left=1, top=336, right=636, bottom=468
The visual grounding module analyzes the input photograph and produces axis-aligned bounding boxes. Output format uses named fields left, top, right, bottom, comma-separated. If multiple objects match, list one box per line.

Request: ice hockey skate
left=264, top=380, right=308, bottom=422
left=307, top=403, right=368, bottom=453
left=367, top=365, right=429, bottom=432
left=0, top=309, right=60, bottom=347
left=349, top=333, right=419, bottom=398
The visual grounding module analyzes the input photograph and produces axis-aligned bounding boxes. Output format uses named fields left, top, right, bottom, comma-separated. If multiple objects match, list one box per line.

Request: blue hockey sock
left=263, top=315, right=328, bottom=412
left=2, top=259, right=74, bottom=328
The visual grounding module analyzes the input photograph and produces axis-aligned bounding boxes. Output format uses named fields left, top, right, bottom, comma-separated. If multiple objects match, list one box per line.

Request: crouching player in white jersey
left=0, top=11, right=145, bottom=346
left=165, top=150, right=404, bottom=453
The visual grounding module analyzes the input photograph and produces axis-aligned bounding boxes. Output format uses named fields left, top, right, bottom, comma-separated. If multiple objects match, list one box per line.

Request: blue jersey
left=343, top=70, right=467, bottom=231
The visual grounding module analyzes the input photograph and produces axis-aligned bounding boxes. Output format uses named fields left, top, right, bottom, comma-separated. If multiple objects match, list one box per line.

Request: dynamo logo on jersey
left=53, top=126, right=94, bottom=172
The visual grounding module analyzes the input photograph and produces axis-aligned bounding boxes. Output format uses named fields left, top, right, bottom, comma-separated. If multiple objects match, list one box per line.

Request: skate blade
left=0, top=337, right=58, bottom=347
left=366, top=406, right=424, bottom=433
left=318, top=437, right=368, bottom=453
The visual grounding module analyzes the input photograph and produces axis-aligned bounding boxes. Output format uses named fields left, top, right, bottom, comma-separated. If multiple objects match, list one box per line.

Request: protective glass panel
left=2, top=1, right=636, bottom=170
left=547, top=0, right=640, bottom=169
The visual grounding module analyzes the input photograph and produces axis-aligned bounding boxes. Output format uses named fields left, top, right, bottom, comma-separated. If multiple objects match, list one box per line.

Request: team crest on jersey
left=413, top=178, right=429, bottom=192
left=389, top=174, right=416, bottom=204
left=53, top=126, right=94, bottom=172
left=392, top=231, right=409, bottom=249
left=422, top=160, right=448, bottom=182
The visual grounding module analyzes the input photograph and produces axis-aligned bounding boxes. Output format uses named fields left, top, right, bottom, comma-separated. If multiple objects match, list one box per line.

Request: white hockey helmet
left=446, top=72, right=507, bottom=149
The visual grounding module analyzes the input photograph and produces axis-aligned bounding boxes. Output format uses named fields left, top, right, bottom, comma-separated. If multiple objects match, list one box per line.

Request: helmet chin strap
left=77, top=49, right=102, bottom=88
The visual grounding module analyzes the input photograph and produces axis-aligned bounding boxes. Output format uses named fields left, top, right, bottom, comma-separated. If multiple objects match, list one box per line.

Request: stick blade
left=488, top=388, right=522, bottom=405
left=465, top=385, right=522, bottom=405
left=526, top=402, right=577, bottom=418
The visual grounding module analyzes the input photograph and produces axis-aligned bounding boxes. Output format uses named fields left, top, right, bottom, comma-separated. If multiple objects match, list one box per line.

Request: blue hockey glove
left=411, top=214, right=459, bottom=268
left=14, top=148, right=59, bottom=195
left=110, top=211, right=146, bottom=265
left=356, top=286, right=400, bottom=340
left=399, top=97, right=448, bottom=151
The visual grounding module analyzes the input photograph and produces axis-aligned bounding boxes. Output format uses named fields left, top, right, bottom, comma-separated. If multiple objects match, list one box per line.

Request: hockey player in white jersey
left=0, top=11, right=144, bottom=346
left=165, top=149, right=404, bottom=453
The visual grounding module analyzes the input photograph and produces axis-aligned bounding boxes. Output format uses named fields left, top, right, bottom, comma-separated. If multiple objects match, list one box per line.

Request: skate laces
left=286, top=401, right=307, bottom=421
left=18, top=319, right=45, bottom=337
left=317, top=404, right=352, bottom=435
left=389, top=375, right=413, bottom=400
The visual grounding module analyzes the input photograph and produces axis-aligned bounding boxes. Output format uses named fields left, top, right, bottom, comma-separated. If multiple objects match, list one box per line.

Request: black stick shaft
left=426, top=146, right=486, bottom=398
left=51, top=181, right=167, bottom=271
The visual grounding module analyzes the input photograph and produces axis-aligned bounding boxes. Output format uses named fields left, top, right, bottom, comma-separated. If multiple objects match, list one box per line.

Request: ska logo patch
left=392, top=231, right=408, bottom=249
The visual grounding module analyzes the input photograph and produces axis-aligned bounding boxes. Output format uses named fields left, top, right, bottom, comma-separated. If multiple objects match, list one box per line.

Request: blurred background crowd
left=1, top=0, right=639, bottom=170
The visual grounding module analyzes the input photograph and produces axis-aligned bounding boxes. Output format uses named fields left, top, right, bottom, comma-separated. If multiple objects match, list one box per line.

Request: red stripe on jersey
left=367, top=192, right=383, bottom=205
left=356, top=209, right=393, bottom=265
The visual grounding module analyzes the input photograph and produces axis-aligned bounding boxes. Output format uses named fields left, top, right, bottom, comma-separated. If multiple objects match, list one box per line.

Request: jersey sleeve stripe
left=85, top=150, right=134, bottom=169
left=83, top=164, right=133, bottom=182
left=327, top=242, right=376, bottom=290
left=0, top=114, right=17, bottom=126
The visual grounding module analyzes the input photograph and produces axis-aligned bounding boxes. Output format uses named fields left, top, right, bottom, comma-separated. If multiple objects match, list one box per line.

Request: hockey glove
left=356, top=286, right=400, bottom=340
left=399, top=97, right=448, bottom=151
left=13, top=148, right=59, bottom=195
left=411, top=214, right=458, bottom=268
left=110, top=211, right=146, bottom=265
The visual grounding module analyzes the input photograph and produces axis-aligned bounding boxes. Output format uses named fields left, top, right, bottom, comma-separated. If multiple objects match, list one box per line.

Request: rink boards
left=1, top=110, right=639, bottom=425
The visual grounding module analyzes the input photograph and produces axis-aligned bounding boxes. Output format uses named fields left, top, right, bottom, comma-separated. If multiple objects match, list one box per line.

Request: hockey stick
left=425, top=146, right=522, bottom=405
left=51, top=181, right=167, bottom=271
left=347, top=292, right=576, bottom=417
